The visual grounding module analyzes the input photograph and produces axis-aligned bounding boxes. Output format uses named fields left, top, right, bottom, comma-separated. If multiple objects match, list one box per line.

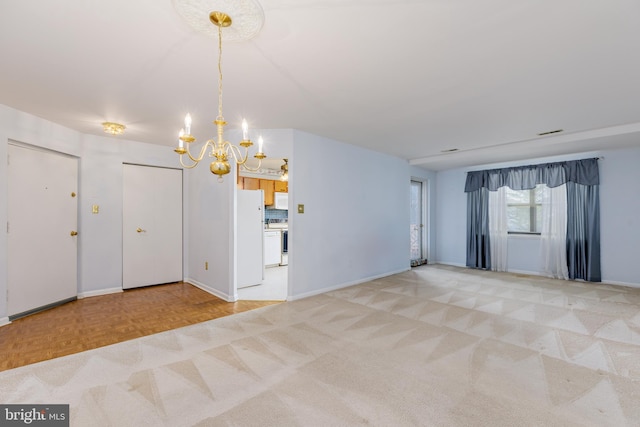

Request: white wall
left=0, top=104, right=178, bottom=320
left=434, top=146, right=640, bottom=287
left=288, top=130, right=411, bottom=299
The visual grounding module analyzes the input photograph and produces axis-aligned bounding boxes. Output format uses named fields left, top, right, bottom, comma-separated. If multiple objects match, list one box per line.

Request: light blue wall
left=434, top=146, right=640, bottom=287
left=289, top=130, right=411, bottom=299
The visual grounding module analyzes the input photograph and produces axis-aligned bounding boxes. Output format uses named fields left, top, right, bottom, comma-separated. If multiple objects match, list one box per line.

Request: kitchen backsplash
left=265, top=209, right=288, bottom=223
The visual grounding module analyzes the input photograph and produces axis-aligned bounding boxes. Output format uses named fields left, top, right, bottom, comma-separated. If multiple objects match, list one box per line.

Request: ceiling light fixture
left=174, top=8, right=266, bottom=183
left=102, top=122, right=126, bottom=135
left=280, top=158, right=289, bottom=181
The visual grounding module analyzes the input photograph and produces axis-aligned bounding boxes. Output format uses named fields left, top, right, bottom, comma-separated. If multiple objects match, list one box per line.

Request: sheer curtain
left=488, top=186, right=508, bottom=271
left=539, top=184, right=569, bottom=279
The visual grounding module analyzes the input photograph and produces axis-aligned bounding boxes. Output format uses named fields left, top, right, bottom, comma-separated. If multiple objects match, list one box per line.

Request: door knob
left=70, top=230, right=78, bottom=236
left=136, top=228, right=146, bottom=233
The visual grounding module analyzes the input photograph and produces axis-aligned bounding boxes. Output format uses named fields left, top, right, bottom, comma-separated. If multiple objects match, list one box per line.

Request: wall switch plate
left=92, top=205, right=99, bottom=214
left=297, top=204, right=304, bottom=214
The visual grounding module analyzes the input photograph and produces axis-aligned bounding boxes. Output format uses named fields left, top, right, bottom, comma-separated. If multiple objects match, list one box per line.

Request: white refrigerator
left=237, top=189, right=265, bottom=289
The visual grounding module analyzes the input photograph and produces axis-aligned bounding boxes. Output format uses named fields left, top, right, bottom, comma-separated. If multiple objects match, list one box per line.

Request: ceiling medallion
left=102, top=122, right=126, bottom=135
left=173, top=0, right=264, bottom=41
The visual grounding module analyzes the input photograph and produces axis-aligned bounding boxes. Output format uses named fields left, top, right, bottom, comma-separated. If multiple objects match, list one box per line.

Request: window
left=505, top=184, right=544, bottom=233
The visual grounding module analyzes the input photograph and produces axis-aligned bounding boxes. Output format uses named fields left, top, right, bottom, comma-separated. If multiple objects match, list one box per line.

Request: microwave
left=273, top=192, right=288, bottom=210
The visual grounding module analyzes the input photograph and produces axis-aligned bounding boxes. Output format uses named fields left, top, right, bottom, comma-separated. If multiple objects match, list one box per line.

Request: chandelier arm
left=184, top=141, right=213, bottom=163
left=241, top=159, right=263, bottom=172
left=178, top=155, right=199, bottom=169
left=227, top=142, right=249, bottom=164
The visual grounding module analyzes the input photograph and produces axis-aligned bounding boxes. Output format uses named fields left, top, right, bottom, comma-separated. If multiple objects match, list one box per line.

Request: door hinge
left=6, top=222, right=8, bottom=234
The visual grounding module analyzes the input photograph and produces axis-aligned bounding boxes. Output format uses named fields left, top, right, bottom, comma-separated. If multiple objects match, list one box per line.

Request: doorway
left=122, top=164, right=183, bottom=289
left=236, top=158, right=289, bottom=301
left=410, top=179, right=428, bottom=266
left=7, top=143, right=78, bottom=318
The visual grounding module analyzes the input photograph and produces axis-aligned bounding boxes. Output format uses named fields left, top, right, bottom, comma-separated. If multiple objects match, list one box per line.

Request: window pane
left=507, top=206, right=530, bottom=232
left=505, top=187, right=529, bottom=204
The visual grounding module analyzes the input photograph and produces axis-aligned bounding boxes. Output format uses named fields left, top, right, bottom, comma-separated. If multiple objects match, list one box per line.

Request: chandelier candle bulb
left=242, top=119, right=249, bottom=141
left=184, top=114, right=192, bottom=135
left=258, top=136, right=263, bottom=153
left=178, top=130, right=184, bottom=149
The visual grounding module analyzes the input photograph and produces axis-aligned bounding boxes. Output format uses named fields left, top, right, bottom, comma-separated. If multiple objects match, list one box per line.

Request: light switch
left=297, top=204, right=304, bottom=214
left=92, top=205, right=99, bottom=214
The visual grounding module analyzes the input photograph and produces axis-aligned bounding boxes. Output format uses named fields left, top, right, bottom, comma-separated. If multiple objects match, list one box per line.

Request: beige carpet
left=2, top=265, right=640, bottom=426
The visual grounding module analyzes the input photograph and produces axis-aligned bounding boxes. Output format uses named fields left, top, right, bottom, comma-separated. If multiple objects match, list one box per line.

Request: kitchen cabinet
left=264, top=230, right=281, bottom=266
left=260, top=179, right=274, bottom=206
left=274, top=181, right=288, bottom=193
left=242, top=177, right=260, bottom=190
left=238, top=176, right=286, bottom=204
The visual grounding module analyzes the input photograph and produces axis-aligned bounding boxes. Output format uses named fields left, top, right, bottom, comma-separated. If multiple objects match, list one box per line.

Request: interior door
left=7, top=143, right=78, bottom=317
left=122, top=164, right=183, bottom=289
left=410, top=180, right=424, bottom=261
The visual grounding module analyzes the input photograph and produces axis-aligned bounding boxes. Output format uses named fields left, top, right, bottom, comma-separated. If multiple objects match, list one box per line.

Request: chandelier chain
left=217, top=23, right=224, bottom=121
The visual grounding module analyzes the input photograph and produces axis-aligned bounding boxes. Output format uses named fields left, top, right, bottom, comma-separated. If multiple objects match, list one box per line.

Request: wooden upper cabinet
left=243, top=177, right=260, bottom=190
left=260, top=179, right=275, bottom=205
left=274, top=180, right=288, bottom=193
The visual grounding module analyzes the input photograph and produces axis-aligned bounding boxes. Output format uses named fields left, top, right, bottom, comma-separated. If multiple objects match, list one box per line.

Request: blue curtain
left=566, top=182, right=601, bottom=281
left=465, top=158, right=601, bottom=282
left=466, top=188, right=491, bottom=269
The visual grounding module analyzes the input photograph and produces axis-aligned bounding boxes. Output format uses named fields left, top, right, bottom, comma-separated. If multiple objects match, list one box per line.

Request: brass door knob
left=70, top=231, right=78, bottom=236
left=136, top=228, right=146, bottom=233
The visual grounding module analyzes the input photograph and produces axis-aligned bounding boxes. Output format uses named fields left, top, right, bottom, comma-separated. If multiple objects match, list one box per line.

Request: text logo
left=0, top=405, right=69, bottom=426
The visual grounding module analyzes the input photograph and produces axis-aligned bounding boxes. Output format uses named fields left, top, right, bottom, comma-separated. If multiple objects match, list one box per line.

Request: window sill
left=507, top=232, right=541, bottom=239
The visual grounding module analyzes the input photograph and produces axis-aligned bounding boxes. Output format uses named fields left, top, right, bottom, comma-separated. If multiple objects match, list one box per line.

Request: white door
left=237, top=190, right=264, bottom=289
left=7, top=143, right=78, bottom=317
left=122, top=164, right=183, bottom=289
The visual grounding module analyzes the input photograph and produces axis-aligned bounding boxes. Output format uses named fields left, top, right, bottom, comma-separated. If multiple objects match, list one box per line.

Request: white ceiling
left=2, top=0, right=640, bottom=171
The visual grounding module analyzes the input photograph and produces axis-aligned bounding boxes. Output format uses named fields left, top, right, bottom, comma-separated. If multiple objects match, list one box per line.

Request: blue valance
left=464, top=158, right=599, bottom=192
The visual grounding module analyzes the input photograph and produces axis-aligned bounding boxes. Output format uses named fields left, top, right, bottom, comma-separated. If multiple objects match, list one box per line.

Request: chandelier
left=174, top=10, right=265, bottom=182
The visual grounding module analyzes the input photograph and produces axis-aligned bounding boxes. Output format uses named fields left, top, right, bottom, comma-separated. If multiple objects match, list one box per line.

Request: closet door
left=8, top=144, right=78, bottom=317
left=122, top=164, right=183, bottom=289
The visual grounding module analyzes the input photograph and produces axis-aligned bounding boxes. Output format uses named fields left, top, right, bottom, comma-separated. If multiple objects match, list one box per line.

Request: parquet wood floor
left=0, top=282, right=280, bottom=371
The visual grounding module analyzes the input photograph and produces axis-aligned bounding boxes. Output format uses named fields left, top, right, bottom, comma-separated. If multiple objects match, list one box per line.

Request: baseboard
left=0, top=317, right=10, bottom=328
left=78, top=287, right=123, bottom=299
left=432, top=261, right=467, bottom=268
left=600, top=279, right=640, bottom=289
left=288, top=267, right=411, bottom=301
left=185, top=278, right=234, bottom=302
left=432, top=262, right=640, bottom=289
